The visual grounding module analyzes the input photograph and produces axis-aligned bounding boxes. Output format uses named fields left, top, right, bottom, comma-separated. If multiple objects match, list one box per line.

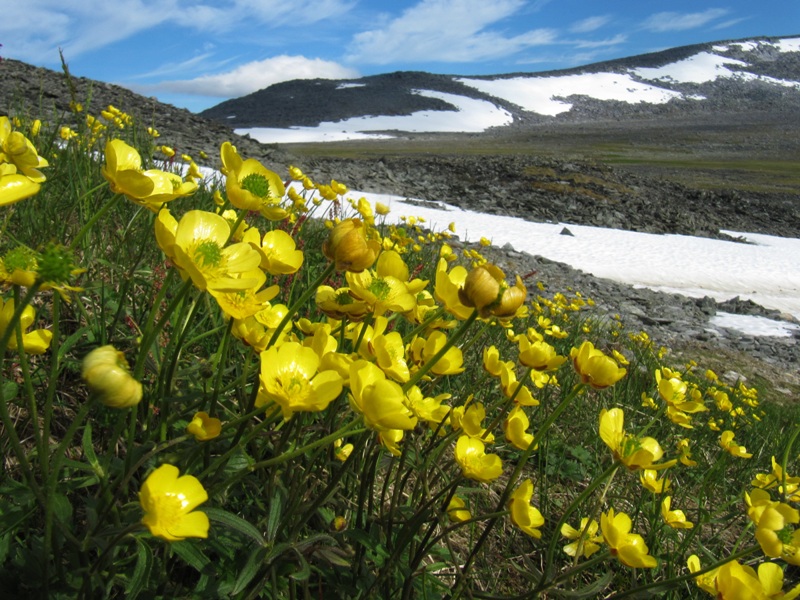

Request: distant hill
left=199, top=35, right=800, bottom=135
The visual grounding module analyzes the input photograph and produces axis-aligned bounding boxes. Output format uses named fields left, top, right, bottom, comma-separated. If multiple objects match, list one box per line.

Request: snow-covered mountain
left=199, top=35, right=800, bottom=143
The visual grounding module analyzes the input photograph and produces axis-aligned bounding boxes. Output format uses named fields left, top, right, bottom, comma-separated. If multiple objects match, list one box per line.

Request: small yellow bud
left=81, top=345, right=143, bottom=409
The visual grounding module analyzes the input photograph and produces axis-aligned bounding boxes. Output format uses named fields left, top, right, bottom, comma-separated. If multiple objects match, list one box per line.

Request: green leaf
left=171, top=540, right=211, bottom=573
left=127, top=538, right=153, bottom=600
left=288, top=551, right=311, bottom=582
left=51, top=493, right=73, bottom=526
left=265, top=489, right=284, bottom=543
left=230, top=546, right=267, bottom=595
left=82, top=422, right=101, bottom=474
left=1, top=380, right=17, bottom=400
left=552, top=572, right=613, bottom=599
left=203, top=507, right=266, bottom=547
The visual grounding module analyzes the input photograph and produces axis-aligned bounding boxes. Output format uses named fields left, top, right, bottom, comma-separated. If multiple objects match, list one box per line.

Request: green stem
left=211, top=419, right=365, bottom=496
left=266, top=261, right=336, bottom=349
left=68, top=188, right=119, bottom=251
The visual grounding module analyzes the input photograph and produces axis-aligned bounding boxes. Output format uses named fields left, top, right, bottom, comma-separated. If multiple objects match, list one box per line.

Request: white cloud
left=573, top=34, right=627, bottom=49
left=569, top=15, right=611, bottom=34
left=155, top=55, right=359, bottom=97
left=1, top=0, right=356, bottom=64
left=640, top=9, right=729, bottom=33
left=346, top=0, right=557, bottom=65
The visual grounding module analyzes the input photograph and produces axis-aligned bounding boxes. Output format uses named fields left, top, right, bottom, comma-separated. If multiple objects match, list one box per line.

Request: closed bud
left=322, top=218, right=381, bottom=273
left=82, top=345, right=143, bottom=409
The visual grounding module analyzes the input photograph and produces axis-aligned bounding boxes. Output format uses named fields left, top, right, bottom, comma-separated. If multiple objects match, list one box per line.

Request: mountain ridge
left=198, top=34, right=800, bottom=131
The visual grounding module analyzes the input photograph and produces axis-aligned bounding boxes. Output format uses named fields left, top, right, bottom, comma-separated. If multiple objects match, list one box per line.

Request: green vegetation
left=2, top=94, right=800, bottom=600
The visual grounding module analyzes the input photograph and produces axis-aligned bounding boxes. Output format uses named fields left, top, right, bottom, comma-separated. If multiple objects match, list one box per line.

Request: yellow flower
left=677, top=438, right=698, bottom=467
left=517, top=337, right=566, bottom=371
left=450, top=400, right=494, bottom=442
left=599, top=408, right=676, bottom=471
left=458, top=263, right=526, bottom=319
left=752, top=456, right=800, bottom=501
left=454, top=435, right=502, bottom=483
left=661, top=496, right=693, bottom=529
left=170, top=210, right=262, bottom=293
left=0, top=165, right=41, bottom=206
left=139, top=464, right=209, bottom=542
left=446, top=496, right=472, bottom=523
left=508, top=479, right=544, bottom=538
left=720, top=430, right=753, bottom=459
left=746, top=488, right=800, bottom=564
left=434, top=258, right=473, bottom=320
left=640, top=469, right=671, bottom=494
left=348, top=360, right=417, bottom=432
left=186, top=411, right=222, bottom=441
left=406, top=386, right=450, bottom=431
left=371, top=331, right=411, bottom=383
left=346, top=268, right=415, bottom=316
left=600, top=508, right=657, bottom=569
left=209, top=269, right=279, bottom=320
left=504, top=404, right=535, bottom=451
left=409, top=331, right=464, bottom=376
left=0, top=117, right=48, bottom=182
left=0, top=297, right=52, bottom=354
left=333, top=438, right=353, bottom=462
left=561, top=517, right=603, bottom=558
left=256, top=341, right=344, bottom=420
left=714, top=560, right=786, bottom=600
left=323, top=218, right=381, bottom=272
left=101, top=139, right=197, bottom=211
left=81, top=345, right=143, bottom=409
left=375, top=201, right=390, bottom=216
left=687, top=555, right=719, bottom=595
left=258, top=230, right=304, bottom=275
left=570, top=341, right=626, bottom=389
left=315, top=286, right=371, bottom=321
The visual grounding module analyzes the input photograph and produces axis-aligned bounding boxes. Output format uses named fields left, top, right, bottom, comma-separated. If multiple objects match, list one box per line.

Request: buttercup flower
left=81, top=345, right=143, bottom=409
left=446, top=496, right=472, bottom=523
left=102, top=139, right=197, bottom=210
left=257, top=341, right=344, bottom=420
left=454, top=435, right=502, bottom=483
left=0, top=116, right=48, bottom=182
left=0, top=164, right=41, bottom=206
left=139, top=464, right=209, bottom=542
left=599, top=408, right=676, bottom=471
left=570, top=341, right=627, bottom=389
left=600, top=508, right=657, bottom=569
left=504, top=404, right=535, bottom=450
left=258, top=229, right=304, bottom=275
left=561, top=517, right=603, bottom=558
left=640, top=469, right=671, bottom=494
left=349, top=360, right=417, bottom=432
left=661, top=496, right=694, bottom=529
left=186, top=412, right=222, bottom=442
left=170, top=210, right=262, bottom=292
left=720, top=430, right=753, bottom=459
left=0, top=297, right=52, bottom=354
left=518, top=337, right=567, bottom=371
left=458, top=263, right=526, bottom=319
left=323, top=218, right=381, bottom=272
left=508, top=479, right=545, bottom=538
left=224, top=144, right=287, bottom=217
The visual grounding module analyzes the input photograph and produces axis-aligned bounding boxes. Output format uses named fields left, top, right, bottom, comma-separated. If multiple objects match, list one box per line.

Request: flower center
left=368, top=278, right=391, bottom=301
left=194, top=240, right=223, bottom=267
left=241, top=173, right=271, bottom=199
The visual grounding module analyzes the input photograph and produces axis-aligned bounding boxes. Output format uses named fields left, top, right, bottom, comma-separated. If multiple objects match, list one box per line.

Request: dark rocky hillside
left=199, top=35, right=800, bottom=129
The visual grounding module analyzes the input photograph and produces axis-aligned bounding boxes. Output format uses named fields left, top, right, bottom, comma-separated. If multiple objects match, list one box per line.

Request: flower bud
left=322, top=218, right=381, bottom=272
left=458, top=264, right=527, bottom=318
left=82, top=345, right=143, bottom=409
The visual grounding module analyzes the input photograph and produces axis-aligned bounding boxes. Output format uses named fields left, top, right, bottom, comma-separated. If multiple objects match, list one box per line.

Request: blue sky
left=2, top=0, right=798, bottom=113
